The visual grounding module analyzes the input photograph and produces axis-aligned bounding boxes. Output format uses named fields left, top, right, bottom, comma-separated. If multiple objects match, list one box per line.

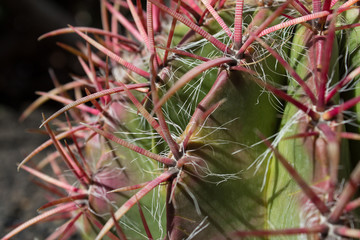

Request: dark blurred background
left=0, top=0, right=102, bottom=110
left=0, top=0, right=102, bottom=238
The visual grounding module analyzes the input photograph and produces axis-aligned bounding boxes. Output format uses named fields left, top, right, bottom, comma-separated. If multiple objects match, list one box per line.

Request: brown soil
left=0, top=105, right=79, bottom=239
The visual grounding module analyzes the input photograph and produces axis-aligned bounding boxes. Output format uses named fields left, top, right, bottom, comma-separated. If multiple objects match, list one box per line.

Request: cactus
left=3, top=0, right=360, bottom=239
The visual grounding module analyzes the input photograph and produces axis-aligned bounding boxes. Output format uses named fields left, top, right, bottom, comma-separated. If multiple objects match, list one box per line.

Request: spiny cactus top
left=3, top=0, right=360, bottom=239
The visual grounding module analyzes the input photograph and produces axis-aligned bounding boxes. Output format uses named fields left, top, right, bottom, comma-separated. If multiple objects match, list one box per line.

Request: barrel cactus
left=3, top=0, right=360, bottom=239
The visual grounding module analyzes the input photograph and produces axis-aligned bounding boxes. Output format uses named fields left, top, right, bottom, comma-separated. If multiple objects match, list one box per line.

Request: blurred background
left=0, top=0, right=102, bottom=238
left=0, top=0, right=102, bottom=109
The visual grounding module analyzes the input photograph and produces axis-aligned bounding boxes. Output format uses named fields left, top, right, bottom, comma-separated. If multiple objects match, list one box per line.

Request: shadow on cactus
left=3, top=0, right=360, bottom=239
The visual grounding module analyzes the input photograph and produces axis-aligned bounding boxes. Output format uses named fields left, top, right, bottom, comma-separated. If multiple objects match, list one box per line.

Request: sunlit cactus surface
left=3, top=0, right=360, bottom=239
